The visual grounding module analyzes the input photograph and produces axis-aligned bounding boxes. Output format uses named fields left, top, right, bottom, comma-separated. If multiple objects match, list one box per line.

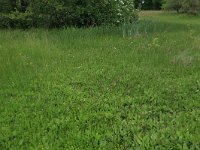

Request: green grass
left=0, top=12, right=200, bottom=149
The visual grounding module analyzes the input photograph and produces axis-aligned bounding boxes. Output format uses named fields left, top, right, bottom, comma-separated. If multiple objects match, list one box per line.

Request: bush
left=0, top=11, right=33, bottom=29
left=0, top=0, right=138, bottom=28
left=163, top=0, right=200, bottom=14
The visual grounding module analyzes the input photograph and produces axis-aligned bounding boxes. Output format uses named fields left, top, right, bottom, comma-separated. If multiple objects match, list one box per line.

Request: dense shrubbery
left=0, top=0, right=138, bottom=28
left=163, top=0, right=200, bottom=14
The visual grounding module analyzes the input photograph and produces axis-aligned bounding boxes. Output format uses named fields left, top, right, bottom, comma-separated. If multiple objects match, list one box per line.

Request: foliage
left=0, top=0, right=138, bottom=28
left=1, top=12, right=200, bottom=149
left=163, top=0, right=200, bottom=14
left=135, top=0, right=163, bottom=10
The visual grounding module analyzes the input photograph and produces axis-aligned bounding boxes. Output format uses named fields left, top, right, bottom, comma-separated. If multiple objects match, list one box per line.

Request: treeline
left=163, top=0, right=200, bottom=14
left=135, top=0, right=200, bottom=14
left=0, top=0, right=137, bottom=28
left=0, top=0, right=199, bottom=29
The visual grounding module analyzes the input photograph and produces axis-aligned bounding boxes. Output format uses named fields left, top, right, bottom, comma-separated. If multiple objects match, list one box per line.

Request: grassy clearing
left=0, top=12, right=200, bottom=149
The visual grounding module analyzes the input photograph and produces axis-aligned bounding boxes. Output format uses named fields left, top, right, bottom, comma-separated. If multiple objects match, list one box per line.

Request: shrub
left=0, top=0, right=138, bottom=28
left=163, top=0, right=200, bottom=14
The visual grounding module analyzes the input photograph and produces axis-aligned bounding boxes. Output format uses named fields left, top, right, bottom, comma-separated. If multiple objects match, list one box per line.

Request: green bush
left=163, top=0, right=200, bottom=14
left=0, top=0, right=15, bottom=13
left=0, top=11, right=33, bottom=28
left=0, top=0, right=138, bottom=28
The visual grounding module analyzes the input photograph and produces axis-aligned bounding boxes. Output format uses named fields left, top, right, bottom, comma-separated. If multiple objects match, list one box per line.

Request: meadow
left=0, top=12, right=200, bottom=149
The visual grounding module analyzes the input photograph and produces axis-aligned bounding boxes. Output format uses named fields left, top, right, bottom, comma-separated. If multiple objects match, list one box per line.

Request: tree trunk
left=20, top=0, right=28, bottom=12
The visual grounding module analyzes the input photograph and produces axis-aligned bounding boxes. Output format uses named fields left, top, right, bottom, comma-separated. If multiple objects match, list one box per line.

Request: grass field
left=0, top=12, right=200, bottom=149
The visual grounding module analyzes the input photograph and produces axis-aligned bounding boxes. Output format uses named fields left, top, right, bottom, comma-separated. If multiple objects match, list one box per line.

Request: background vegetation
left=135, top=0, right=163, bottom=10
left=163, top=0, right=200, bottom=14
left=0, top=0, right=200, bottom=28
left=0, top=0, right=137, bottom=28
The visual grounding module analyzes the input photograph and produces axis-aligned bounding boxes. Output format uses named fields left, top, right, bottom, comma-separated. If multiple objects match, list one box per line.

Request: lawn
left=0, top=12, right=200, bottom=149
